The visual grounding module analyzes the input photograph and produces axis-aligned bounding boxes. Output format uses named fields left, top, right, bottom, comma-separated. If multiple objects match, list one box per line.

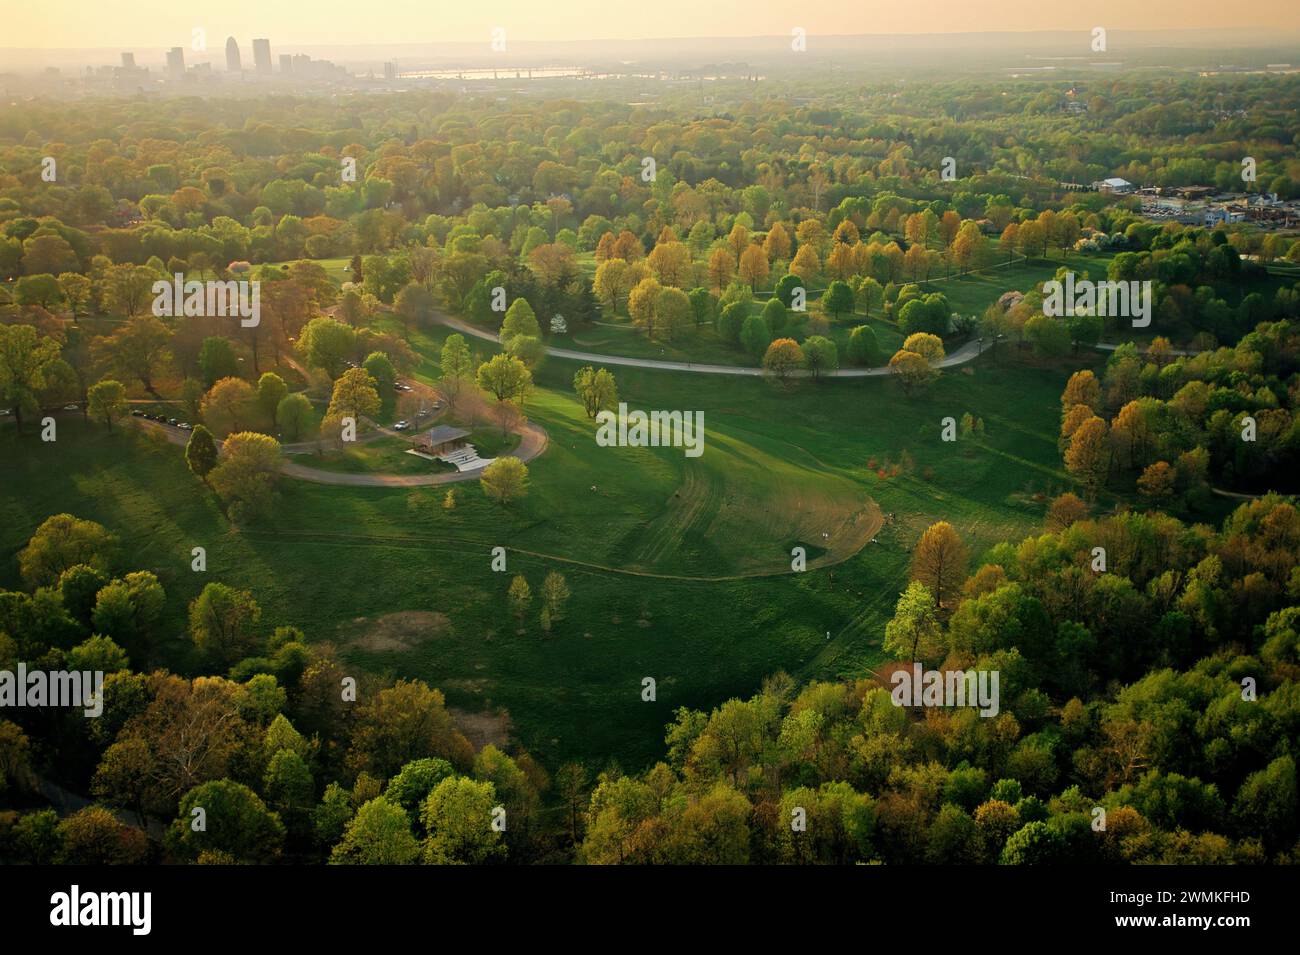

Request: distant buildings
left=252, top=38, right=272, bottom=74
left=165, top=47, right=185, bottom=79
left=121, top=52, right=135, bottom=70
left=384, top=61, right=397, bottom=81
left=1093, top=177, right=1135, bottom=195
left=225, top=37, right=241, bottom=73
left=280, top=54, right=293, bottom=74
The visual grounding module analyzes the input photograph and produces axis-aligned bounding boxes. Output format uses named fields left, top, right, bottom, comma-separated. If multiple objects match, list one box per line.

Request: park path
left=432, top=311, right=986, bottom=376
left=131, top=415, right=548, bottom=487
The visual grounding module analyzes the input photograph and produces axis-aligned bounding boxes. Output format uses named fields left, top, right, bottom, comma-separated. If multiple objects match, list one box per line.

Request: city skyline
left=5, top=0, right=1300, bottom=49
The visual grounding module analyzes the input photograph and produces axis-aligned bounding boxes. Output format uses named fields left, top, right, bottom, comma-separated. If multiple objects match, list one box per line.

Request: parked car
left=394, top=420, right=410, bottom=431
left=178, top=422, right=192, bottom=431
left=63, top=403, right=80, bottom=411
left=131, top=409, right=143, bottom=417
left=168, top=418, right=178, bottom=426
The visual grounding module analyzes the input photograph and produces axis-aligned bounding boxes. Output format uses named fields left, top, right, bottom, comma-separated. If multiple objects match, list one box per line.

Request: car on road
left=393, top=420, right=410, bottom=430
left=168, top=418, right=179, bottom=426
left=131, top=409, right=144, bottom=417
left=63, top=403, right=79, bottom=411
left=178, top=422, right=192, bottom=430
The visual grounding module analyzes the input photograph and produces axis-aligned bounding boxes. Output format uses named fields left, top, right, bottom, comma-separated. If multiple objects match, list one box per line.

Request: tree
left=911, top=521, right=969, bottom=610
left=762, top=338, right=805, bottom=385
left=385, top=758, right=456, bottom=823
left=902, top=332, right=945, bottom=365
left=655, top=286, right=693, bottom=342
left=198, top=336, right=240, bottom=387
left=740, top=315, right=772, bottom=360
left=58, top=272, right=92, bottom=320
left=573, top=366, right=617, bottom=419
left=18, top=514, right=115, bottom=588
left=481, top=456, right=529, bottom=505
left=508, top=575, right=532, bottom=627
left=500, top=299, right=541, bottom=348
left=883, top=581, right=944, bottom=663
left=189, top=582, right=262, bottom=668
left=847, top=325, right=884, bottom=367
left=648, top=240, right=691, bottom=288
left=439, top=334, right=474, bottom=412
left=1061, top=370, right=1100, bottom=412
left=593, top=259, right=634, bottom=311
left=421, top=776, right=506, bottom=864
left=802, top=336, right=839, bottom=379
left=99, top=315, right=172, bottom=395
left=393, top=282, right=434, bottom=337
left=706, top=247, right=735, bottom=292
left=1024, top=315, right=1070, bottom=359
left=297, top=317, right=357, bottom=378
left=823, top=280, right=854, bottom=319
left=168, top=780, right=285, bottom=863
left=185, top=424, right=219, bottom=484
left=1046, top=492, right=1088, bottom=531
left=628, top=277, right=663, bottom=336
left=209, top=431, right=282, bottom=522
left=330, top=797, right=420, bottom=864
left=0, top=322, right=61, bottom=433
left=738, top=244, right=770, bottom=291
left=256, top=372, right=288, bottom=427
left=275, top=393, right=314, bottom=442
left=345, top=679, right=469, bottom=780
left=476, top=354, right=532, bottom=430
left=15, top=273, right=62, bottom=309
left=86, top=379, right=126, bottom=431
left=540, top=571, right=571, bottom=625
left=1064, top=416, right=1110, bottom=495
left=889, top=349, right=936, bottom=394
left=201, top=377, right=255, bottom=437
left=56, top=806, right=148, bottom=865
left=1137, top=461, right=1175, bottom=501
left=327, top=367, right=381, bottom=423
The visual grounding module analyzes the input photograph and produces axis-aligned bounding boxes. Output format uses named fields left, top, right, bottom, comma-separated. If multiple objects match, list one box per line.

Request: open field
left=0, top=337, right=1078, bottom=767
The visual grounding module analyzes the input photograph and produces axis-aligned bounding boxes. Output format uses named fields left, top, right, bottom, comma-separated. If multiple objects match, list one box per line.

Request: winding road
left=132, top=415, right=548, bottom=488
left=432, top=311, right=988, bottom=376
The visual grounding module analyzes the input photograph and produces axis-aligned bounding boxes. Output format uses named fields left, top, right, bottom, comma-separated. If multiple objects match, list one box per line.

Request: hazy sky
left=7, top=0, right=1300, bottom=48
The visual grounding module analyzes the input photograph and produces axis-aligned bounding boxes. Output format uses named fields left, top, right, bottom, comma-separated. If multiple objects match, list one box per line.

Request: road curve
left=131, top=416, right=548, bottom=488
left=433, top=311, right=986, bottom=376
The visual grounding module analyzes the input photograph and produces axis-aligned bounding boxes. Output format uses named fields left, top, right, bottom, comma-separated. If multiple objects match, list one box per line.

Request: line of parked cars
left=130, top=409, right=191, bottom=430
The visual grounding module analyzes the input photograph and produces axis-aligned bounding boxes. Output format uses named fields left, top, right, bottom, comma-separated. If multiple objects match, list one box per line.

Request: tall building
left=120, top=52, right=136, bottom=70
left=384, top=61, right=397, bottom=81
left=166, top=47, right=185, bottom=79
left=279, top=54, right=293, bottom=74
left=225, top=37, right=241, bottom=72
left=252, top=38, right=272, bottom=74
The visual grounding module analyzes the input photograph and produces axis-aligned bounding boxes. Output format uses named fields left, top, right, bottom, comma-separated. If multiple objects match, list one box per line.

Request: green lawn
left=295, top=435, right=456, bottom=475
left=0, top=319, right=1081, bottom=770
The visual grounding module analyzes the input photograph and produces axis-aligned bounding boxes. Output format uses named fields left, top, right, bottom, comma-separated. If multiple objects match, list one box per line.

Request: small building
left=416, top=425, right=471, bottom=455
left=1093, top=177, right=1135, bottom=195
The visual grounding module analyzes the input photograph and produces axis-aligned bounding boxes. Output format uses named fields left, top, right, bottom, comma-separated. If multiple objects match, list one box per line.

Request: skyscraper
left=225, top=37, right=241, bottom=72
left=166, top=47, right=185, bottom=79
left=252, top=38, right=272, bottom=74
left=120, top=52, right=136, bottom=70
left=279, top=55, right=293, bottom=74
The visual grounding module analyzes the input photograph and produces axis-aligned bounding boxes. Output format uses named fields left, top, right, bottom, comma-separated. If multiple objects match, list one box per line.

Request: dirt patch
left=339, top=611, right=451, bottom=652
left=449, top=707, right=511, bottom=749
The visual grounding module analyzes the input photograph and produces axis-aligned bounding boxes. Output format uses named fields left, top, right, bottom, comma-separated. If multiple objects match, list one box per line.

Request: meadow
left=0, top=327, right=1079, bottom=768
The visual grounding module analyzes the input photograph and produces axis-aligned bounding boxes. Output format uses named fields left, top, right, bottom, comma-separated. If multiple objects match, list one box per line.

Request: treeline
left=3, top=495, right=1297, bottom=864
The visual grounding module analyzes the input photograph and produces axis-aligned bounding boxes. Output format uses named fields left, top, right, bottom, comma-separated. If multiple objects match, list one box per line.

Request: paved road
left=1094, top=341, right=1203, bottom=357
left=132, top=415, right=548, bottom=488
left=433, top=311, right=987, bottom=376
